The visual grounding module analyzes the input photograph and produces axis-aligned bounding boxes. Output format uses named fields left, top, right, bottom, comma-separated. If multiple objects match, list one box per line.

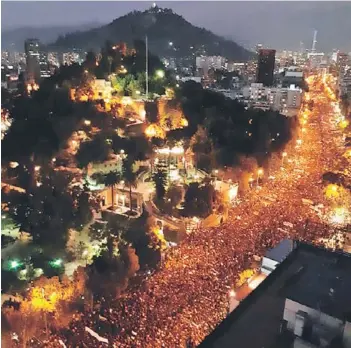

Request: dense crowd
left=26, top=76, right=348, bottom=348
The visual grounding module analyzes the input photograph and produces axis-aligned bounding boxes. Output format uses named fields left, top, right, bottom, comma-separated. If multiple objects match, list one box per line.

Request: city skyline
left=2, top=1, right=351, bottom=52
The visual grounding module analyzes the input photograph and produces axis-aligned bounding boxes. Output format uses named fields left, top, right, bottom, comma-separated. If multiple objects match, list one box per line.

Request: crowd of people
left=26, top=75, right=349, bottom=348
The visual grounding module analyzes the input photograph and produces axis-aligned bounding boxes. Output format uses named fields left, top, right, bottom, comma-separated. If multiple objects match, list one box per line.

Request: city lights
left=2, top=14, right=350, bottom=347
left=156, top=70, right=165, bottom=78
left=9, top=260, right=20, bottom=270
left=156, top=146, right=184, bottom=155
left=9, top=161, right=19, bottom=168
left=229, top=290, right=236, bottom=297
left=50, top=258, right=63, bottom=268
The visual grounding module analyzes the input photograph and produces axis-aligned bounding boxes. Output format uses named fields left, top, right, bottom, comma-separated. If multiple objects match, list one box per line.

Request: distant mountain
left=49, top=6, right=252, bottom=61
left=1, top=23, right=101, bottom=51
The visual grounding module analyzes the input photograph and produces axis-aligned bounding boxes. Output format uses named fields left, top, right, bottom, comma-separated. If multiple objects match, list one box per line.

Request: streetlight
left=156, top=70, right=165, bottom=78
left=50, top=258, right=63, bottom=268
left=9, top=161, right=19, bottom=168
left=282, top=152, right=287, bottom=166
left=9, top=260, right=20, bottom=270
left=257, top=168, right=263, bottom=186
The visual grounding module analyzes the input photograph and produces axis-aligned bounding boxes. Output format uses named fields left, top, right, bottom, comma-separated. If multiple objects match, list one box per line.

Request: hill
left=49, top=6, right=252, bottom=61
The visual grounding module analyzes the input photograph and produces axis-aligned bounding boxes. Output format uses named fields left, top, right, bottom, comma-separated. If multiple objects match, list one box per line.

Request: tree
left=183, top=182, right=216, bottom=218
left=86, top=237, right=134, bottom=300
left=122, top=158, right=138, bottom=214
left=76, top=135, right=111, bottom=168
left=103, top=171, right=122, bottom=208
left=120, top=244, right=140, bottom=277
left=7, top=169, right=91, bottom=252
left=165, top=184, right=183, bottom=208
left=152, top=169, right=167, bottom=202
left=190, top=126, right=215, bottom=171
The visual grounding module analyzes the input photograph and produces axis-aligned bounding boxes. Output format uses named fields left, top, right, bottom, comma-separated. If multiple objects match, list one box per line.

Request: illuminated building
left=308, top=52, right=325, bottom=69
left=256, top=49, right=276, bottom=86
left=39, top=52, right=51, bottom=78
left=242, top=83, right=302, bottom=114
left=339, top=70, right=351, bottom=98
left=62, top=51, right=81, bottom=66
left=200, top=243, right=351, bottom=348
left=337, top=52, right=350, bottom=76
left=24, top=38, right=40, bottom=82
left=196, top=56, right=227, bottom=74
left=48, top=52, right=60, bottom=67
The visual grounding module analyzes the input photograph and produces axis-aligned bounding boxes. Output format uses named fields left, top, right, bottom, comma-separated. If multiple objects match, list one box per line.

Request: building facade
left=257, top=49, right=276, bottom=86
left=24, top=38, right=41, bottom=82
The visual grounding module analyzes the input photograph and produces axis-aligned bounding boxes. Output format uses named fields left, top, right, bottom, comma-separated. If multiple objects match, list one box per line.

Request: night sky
left=2, top=1, right=351, bottom=52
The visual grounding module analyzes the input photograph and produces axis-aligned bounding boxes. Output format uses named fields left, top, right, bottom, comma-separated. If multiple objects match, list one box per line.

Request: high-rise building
left=39, top=52, right=51, bottom=78
left=62, top=51, right=81, bottom=66
left=256, top=49, right=276, bottom=86
left=337, top=52, right=350, bottom=75
left=24, top=38, right=41, bottom=82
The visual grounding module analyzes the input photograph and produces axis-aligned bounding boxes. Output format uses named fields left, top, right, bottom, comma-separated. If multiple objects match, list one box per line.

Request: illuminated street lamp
left=9, top=260, right=20, bottom=270
left=282, top=152, right=287, bottom=166
left=9, top=161, right=19, bottom=168
left=248, top=177, right=254, bottom=188
left=84, top=119, right=91, bottom=126
left=156, top=70, right=165, bottom=78
left=257, top=168, right=263, bottom=186
left=50, top=258, right=63, bottom=268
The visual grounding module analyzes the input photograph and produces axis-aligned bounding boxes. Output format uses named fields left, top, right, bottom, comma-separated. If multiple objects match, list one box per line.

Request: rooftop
left=199, top=243, right=351, bottom=348
left=264, top=239, right=294, bottom=263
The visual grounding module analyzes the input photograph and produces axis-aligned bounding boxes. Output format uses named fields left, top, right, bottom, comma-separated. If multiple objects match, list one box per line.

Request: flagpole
left=145, top=35, right=149, bottom=99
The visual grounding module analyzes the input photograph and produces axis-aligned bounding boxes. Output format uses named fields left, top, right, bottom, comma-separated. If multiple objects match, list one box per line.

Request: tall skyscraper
left=24, top=38, right=41, bottom=82
left=257, top=49, right=276, bottom=86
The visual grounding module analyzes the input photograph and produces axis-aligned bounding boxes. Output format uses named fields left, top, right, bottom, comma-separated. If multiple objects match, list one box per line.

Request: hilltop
left=49, top=6, right=252, bottom=61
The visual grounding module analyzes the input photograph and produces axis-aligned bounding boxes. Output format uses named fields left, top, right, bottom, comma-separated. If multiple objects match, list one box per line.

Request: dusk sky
left=2, top=1, right=351, bottom=51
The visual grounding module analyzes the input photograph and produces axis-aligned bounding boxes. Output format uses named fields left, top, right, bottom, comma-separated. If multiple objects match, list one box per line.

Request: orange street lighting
left=257, top=168, right=263, bottom=186
left=282, top=151, right=287, bottom=165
